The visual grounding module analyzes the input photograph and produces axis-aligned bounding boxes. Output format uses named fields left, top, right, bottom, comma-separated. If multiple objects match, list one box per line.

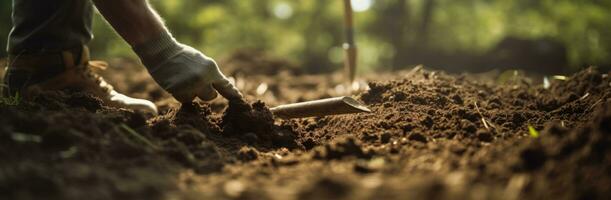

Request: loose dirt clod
left=221, top=100, right=299, bottom=149
left=222, top=100, right=275, bottom=137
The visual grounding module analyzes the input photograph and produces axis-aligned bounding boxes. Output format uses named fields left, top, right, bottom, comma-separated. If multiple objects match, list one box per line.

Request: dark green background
left=1, top=0, right=610, bottom=73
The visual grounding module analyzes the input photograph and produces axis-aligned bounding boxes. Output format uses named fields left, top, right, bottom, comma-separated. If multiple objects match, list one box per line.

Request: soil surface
left=0, top=56, right=610, bottom=200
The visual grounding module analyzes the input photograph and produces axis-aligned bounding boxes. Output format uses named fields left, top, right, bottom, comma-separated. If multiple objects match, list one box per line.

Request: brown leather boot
left=3, top=46, right=158, bottom=113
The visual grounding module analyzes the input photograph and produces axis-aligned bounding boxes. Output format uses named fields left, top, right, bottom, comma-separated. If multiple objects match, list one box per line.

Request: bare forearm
left=92, top=0, right=167, bottom=46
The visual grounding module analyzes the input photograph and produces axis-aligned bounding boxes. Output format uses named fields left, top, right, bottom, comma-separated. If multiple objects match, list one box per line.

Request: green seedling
left=527, top=125, right=539, bottom=138
left=0, top=92, right=20, bottom=106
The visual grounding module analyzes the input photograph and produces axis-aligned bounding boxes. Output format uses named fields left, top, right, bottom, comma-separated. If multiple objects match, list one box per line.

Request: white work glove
left=133, top=31, right=243, bottom=103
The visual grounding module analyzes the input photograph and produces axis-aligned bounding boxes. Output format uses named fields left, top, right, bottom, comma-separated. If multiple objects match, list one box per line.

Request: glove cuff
left=132, top=31, right=183, bottom=68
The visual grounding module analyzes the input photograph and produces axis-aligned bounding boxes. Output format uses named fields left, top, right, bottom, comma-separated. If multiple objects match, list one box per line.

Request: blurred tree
left=366, top=0, right=410, bottom=69
left=1, top=0, right=609, bottom=72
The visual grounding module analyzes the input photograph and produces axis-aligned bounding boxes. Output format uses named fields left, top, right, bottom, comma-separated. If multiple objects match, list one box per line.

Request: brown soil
left=0, top=57, right=609, bottom=200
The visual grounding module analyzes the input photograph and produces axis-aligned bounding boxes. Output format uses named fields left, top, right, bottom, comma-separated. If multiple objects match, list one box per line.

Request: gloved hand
left=133, top=31, right=243, bottom=103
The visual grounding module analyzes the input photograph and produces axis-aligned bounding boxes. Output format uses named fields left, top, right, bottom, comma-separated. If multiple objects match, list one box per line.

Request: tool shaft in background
left=270, top=96, right=371, bottom=119
left=343, top=0, right=357, bottom=84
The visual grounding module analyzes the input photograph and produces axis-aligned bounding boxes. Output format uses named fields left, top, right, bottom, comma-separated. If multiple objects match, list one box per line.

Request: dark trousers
left=4, top=0, right=93, bottom=96
left=7, top=0, right=93, bottom=54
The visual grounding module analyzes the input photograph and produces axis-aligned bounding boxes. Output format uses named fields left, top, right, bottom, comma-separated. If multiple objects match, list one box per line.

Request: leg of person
left=4, top=0, right=157, bottom=113
left=8, top=0, right=94, bottom=54
left=4, top=0, right=93, bottom=96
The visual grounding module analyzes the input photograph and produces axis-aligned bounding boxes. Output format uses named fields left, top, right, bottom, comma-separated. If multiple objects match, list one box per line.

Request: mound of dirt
left=0, top=91, right=300, bottom=199
left=0, top=65, right=609, bottom=200
left=221, top=100, right=299, bottom=149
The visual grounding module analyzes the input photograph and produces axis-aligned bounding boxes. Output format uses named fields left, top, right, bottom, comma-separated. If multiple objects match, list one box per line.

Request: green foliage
left=1, top=0, right=610, bottom=71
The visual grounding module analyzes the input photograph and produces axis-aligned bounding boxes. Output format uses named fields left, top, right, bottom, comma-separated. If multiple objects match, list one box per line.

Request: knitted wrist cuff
left=132, top=31, right=183, bottom=68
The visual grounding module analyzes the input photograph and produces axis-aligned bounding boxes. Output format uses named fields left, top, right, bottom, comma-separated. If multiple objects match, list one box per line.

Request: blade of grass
left=527, top=125, right=539, bottom=138
left=474, top=102, right=490, bottom=130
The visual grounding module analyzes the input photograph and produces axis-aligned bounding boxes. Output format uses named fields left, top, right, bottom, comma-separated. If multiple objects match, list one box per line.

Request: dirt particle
left=392, top=92, right=407, bottom=101
left=380, top=132, right=392, bottom=143
left=66, top=93, right=104, bottom=112
left=451, top=94, right=464, bottom=104
left=512, top=113, right=526, bottom=125
left=354, top=157, right=386, bottom=174
left=301, top=138, right=317, bottom=150
left=450, top=143, right=467, bottom=155
left=401, top=124, right=415, bottom=133
left=361, top=132, right=379, bottom=142
left=476, top=130, right=494, bottom=142
left=461, top=119, right=477, bottom=134
left=298, top=177, right=351, bottom=200
left=408, top=133, right=428, bottom=143
left=238, top=146, right=259, bottom=161
left=519, top=146, right=547, bottom=171
left=354, top=161, right=374, bottom=174
left=598, top=116, right=611, bottom=134
left=361, top=82, right=389, bottom=104
left=314, top=137, right=369, bottom=160
left=270, top=128, right=299, bottom=149
left=421, top=116, right=434, bottom=128
left=41, top=128, right=79, bottom=151
left=223, top=180, right=246, bottom=198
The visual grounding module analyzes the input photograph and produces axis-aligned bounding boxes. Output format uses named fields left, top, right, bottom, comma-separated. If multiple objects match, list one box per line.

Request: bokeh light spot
left=351, top=0, right=374, bottom=12
left=273, top=2, right=293, bottom=19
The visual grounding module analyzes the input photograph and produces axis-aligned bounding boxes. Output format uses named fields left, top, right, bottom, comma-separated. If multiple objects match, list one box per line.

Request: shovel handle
left=343, top=0, right=357, bottom=84
left=270, top=96, right=371, bottom=119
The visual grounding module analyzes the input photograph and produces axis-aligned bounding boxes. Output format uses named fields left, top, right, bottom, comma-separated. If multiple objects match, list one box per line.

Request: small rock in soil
left=408, top=132, right=428, bottom=143
left=238, top=146, right=259, bottom=161
left=298, top=177, right=352, bottom=200
left=392, top=92, right=407, bottom=101
left=313, top=137, right=369, bottom=160
left=301, top=138, right=317, bottom=150
left=519, top=146, right=547, bottom=171
left=476, top=130, right=494, bottom=142
left=242, top=132, right=258, bottom=144
left=361, top=132, right=379, bottom=142
left=380, top=132, right=392, bottom=143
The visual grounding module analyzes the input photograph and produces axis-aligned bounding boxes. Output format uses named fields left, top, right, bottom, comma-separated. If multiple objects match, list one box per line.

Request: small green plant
left=528, top=125, right=540, bottom=138
left=0, top=92, right=21, bottom=106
